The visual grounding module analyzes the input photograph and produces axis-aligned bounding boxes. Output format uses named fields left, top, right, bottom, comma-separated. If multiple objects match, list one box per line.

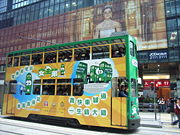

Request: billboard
left=0, top=0, right=167, bottom=64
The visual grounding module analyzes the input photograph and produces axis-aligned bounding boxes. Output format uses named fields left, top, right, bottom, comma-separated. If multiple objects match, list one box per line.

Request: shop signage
left=148, top=50, right=168, bottom=60
left=143, top=80, right=170, bottom=88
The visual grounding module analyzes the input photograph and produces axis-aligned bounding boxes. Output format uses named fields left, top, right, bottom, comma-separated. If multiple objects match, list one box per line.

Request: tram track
left=0, top=129, right=24, bottom=135
left=0, top=117, right=102, bottom=135
left=0, top=118, right=77, bottom=135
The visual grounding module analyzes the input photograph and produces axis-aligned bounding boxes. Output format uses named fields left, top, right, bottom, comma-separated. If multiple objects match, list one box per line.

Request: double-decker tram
left=2, top=34, right=140, bottom=130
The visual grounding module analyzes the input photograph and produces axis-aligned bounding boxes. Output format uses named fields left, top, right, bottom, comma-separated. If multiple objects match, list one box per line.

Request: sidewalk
left=140, top=112, right=172, bottom=128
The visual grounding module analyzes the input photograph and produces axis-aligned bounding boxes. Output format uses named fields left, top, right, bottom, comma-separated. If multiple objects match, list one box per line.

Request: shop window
left=92, top=45, right=109, bottom=59
left=33, top=80, right=41, bottom=95
left=44, top=52, right=57, bottom=64
left=112, top=44, right=125, bottom=58
left=32, top=53, right=42, bottom=65
left=42, top=79, right=55, bottom=95
left=177, top=0, right=180, bottom=15
left=168, top=31, right=178, bottom=47
left=58, top=50, right=72, bottom=62
left=167, top=19, right=177, bottom=31
left=165, top=0, right=176, bottom=17
left=20, top=55, right=30, bottom=66
left=57, top=79, right=71, bottom=96
left=74, top=47, right=90, bottom=61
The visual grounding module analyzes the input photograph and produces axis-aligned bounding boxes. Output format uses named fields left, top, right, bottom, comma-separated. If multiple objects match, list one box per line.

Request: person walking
left=172, top=98, right=180, bottom=128
left=169, top=98, right=177, bottom=122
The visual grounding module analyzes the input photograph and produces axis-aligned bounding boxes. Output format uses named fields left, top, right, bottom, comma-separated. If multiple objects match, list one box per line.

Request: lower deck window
left=9, top=80, right=17, bottom=94
left=73, top=78, right=84, bottom=96
left=42, top=79, right=55, bottom=95
left=33, top=80, right=41, bottom=95
left=73, top=84, right=83, bottom=96
left=57, top=85, right=71, bottom=96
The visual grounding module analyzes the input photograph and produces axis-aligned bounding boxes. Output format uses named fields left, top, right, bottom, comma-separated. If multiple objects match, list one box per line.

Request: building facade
left=0, top=0, right=180, bottom=106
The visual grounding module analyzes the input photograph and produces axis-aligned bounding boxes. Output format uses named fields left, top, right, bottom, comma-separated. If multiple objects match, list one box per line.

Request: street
left=0, top=116, right=179, bottom=135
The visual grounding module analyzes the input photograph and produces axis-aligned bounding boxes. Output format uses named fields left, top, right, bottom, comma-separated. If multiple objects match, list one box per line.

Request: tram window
left=9, top=80, right=17, bottom=94
left=7, top=57, right=13, bottom=67
left=130, top=41, right=135, bottom=57
left=32, top=53, right=42, bottom=65
left=131, top=79, right=137, bottom=97
left=92, top=45, right=109, bottom=59
left=20, top=55, right=30, bottom=66
left=112, top=77, right=118, bottom=97
left=57, top=85, right=71, bottom=96
left=74, top=47, right=90, bottom=61
left=57, top=79, right=71, bottom=83
left=58, top=50, right=72, bottom=62
left=44, top=52, right=57, bottom=64
left=14, top=57, right=19, bottom=67
left=73, top=78, right=84, bottom=96
left=134, top=45, right=137, bottom=58
left=112, top=44, right=125, bottom=58
left=33, top=80, right=41, bottom=95
left=112, top=77, right=128, bottom=97
left=57, top=79, right=71, bottom=96
left=42, top=79, right=55, bottom=95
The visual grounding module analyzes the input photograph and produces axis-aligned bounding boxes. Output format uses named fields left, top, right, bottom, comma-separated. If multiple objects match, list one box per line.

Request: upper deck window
left=14, top=57, right=19, bottom=67
left=20, top=55, right=30, bottom=66
left=44, top=52, right=57, bottom=64
left=92, top=45, right=109, bottom=59
left=112, top=44, right=125, bottom=58
left=74, top=47, right=90, bottom=61
left=32, top=53, right=42, bottom=65
left=58, top=50, right=72, bottom=62
left=7, top=57, right=13, bottom=67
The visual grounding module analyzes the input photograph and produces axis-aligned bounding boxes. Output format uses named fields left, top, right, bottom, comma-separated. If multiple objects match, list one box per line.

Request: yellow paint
left=3, top=58, right=128, bottom=130
left=112, top=97, right=127, bottom=126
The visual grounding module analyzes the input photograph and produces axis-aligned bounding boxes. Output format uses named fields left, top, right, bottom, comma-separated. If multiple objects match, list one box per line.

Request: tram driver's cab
left=112, top=77, right=128, bottom=97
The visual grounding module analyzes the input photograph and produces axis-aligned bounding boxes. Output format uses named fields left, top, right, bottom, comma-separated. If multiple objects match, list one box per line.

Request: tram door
left=111, top=77, right=127, bottom=126
left=6, top=81, right=17, bottom=114
left=7, top=94, right=16, bottom=114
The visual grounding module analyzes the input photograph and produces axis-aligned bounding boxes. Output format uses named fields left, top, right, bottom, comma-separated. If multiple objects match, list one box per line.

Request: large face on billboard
left=68, top=0, right=166, bottom=51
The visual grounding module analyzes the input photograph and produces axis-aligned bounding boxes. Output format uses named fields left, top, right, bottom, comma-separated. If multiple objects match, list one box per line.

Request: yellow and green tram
left=2, top=34, right=140, bottom=130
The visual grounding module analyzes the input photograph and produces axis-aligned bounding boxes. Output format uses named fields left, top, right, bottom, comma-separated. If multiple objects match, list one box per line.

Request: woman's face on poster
left=103, top=8, right=112, bottom=20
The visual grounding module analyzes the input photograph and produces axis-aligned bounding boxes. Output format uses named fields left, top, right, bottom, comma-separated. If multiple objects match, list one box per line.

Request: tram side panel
left=3, top=58, right=128, bottom=129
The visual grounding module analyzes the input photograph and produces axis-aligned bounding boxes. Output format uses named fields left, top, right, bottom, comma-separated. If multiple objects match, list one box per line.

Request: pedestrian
left=171, top=98, right=180, bottom=128
left=158, top=98, right=166, bottom=112
left=169, top=98, right=177, bottom=122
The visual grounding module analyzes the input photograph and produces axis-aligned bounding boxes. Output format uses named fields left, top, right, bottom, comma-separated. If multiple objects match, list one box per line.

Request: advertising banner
left=0, top=0, right=167, bottom=64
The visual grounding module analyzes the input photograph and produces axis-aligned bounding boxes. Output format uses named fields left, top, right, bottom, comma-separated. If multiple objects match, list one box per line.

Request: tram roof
left=7, top=34, right=132, bottom=56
